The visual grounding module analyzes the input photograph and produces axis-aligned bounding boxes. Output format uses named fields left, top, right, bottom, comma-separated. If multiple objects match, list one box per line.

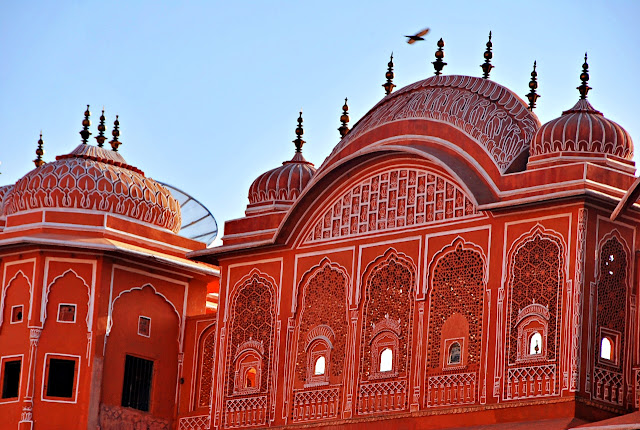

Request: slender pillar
left=18, top=328, right=42, bottom=430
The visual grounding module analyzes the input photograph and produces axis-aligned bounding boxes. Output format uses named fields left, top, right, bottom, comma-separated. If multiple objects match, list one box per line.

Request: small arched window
left=379, top=348, right=393, bottom=372
left=448, top=342, right=461, bottom=364
left=245, top=367, right=257, bottom=388
left=600, top=337, right=612, bottom=360
left=314, top=356, right=326, bottom=375
left=529, top=332, right=542, bottom=355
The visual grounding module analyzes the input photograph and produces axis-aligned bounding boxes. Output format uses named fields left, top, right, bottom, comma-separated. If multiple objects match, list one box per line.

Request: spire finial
left=79, top=105, right=91, bottom=144
left=480, top=31, right=494, bottom=79
left=109, top=115, right=121, bottom=151
left=432, top=38, right=447, bottom=76
left=34, top=132, right=45, bottom=167
left=293, top=111, right=305, bottom=153
left=526, top=61, right=540, bottom=111
left=577, top=52, right=591, bottom=99
left=338, top=97, right=350, bottom=138
left=95, top=108, right=107, bottom=147
left=383, top=53, right=396, bottom=95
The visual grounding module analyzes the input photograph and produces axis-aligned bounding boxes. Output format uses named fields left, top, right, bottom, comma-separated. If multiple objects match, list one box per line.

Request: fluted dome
left=248, top=152, right=316, bottom=207
left=0, top=185, right=14, bottom=218
left=531, top=98, right=633, bottom=160
left=3, top=144, right=182, bottom=232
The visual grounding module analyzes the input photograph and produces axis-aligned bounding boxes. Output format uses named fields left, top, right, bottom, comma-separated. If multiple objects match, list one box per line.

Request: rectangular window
left=57, top=304, right=76, bottom=323
left=1, top=359, right=21, bottom=399
left=10, top=305, right=23, bottom=323
left=121, top=355, right=153, bottom=412
left=137, top=316, right=151, bottom=337
left=45, top=358, right=77, bottom=399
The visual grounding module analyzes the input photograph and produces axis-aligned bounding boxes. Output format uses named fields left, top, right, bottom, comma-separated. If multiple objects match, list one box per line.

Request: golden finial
left=34, top=132, right=45, bottom=167
left=480, top=31, right=494, bottom=79
left=432, top=38, right=447, bottom=76
left=577, top=53, right=591, bottom=100
left=526, top=61, right=540, bottom=111
left=79, top=105, right=91, bottom=144
left=109, top=115, right=121, bottom=151
left=95, top=108, right=107, bottom=147
left=382, top=53, right=396, bottom=95
left=338, top=98, right=350, bottom=138
left=293, top=111, right=305, bottom=153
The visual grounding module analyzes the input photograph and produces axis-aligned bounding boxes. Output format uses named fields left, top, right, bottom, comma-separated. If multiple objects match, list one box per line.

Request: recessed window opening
left=1, top=360, right=21, bottom=399
left=11, top=305, right=23, bottom=323
left=529, top=332, right=542, bottom=355
left=57, top=304, right=76, bottom=323
left=121, top=355, right=153, bottom=412
left=600, top=337, right=612, bottom=360
left=379, top=348, right=393, bottom=372
left=46, top=358, right=76, bottom=398
left=245, top=367, right=257, bottom=388
left=314, top=356, right=326, bottom=375
left=448, top=342, right=461, bottom=364
left=137, top=316, right=151, bottom=337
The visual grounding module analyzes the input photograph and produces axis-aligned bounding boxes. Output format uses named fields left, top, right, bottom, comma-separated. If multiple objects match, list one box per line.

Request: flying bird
left=405, top=28, right=430, bottom=44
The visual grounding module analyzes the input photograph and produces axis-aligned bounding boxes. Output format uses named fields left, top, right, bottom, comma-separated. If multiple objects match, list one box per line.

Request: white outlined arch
left=293, top=257, right=350, bottom=319
left=41, top=269, right=91, bottom=329
left=504, top=223, right=567, bottom=366
left=107, top=283, right=182, bottom=345
left=0, top=270, right=31, bottom=328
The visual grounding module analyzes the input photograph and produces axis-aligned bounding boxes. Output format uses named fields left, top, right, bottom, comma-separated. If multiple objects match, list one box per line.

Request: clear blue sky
left=1, top=1, right=639, bottom=246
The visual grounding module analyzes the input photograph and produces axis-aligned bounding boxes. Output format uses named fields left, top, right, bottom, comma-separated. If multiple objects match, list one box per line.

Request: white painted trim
left=40, top=353, right=81, bottom=403
left=41, top=261, right=93, bottom=329
left=0, top=354, right=24, bottom=404
left=0, top=259, right=36, bottom=328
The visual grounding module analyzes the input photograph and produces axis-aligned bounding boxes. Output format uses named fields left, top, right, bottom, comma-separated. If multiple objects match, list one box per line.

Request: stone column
left=18, top=328, right=42, bottom=430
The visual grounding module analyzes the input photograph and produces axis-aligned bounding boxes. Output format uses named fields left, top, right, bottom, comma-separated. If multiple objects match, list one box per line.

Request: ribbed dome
left=248, top=152, right=316, bottom=205
left=531, top=98, right=633, bottom=159
left=3, top=144, right=182, bottom=232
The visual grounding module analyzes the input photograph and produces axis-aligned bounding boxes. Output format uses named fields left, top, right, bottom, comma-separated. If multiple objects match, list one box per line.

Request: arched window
left=448, top=342, right=461, bottom=364
left=314, top=356, right=326, bottom=375
left=600, top=337, right=612, bottom=360
left=245, top=367, right=257, bottom=388
left=379, top=348, right=393, bottom=372
left=529, top=332, right=542, bottom=355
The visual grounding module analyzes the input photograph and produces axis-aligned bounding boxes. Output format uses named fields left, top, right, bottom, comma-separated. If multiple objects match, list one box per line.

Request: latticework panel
left=225, top=274, right=275, bottom=395
left=295, top=265, right=347, bottom=383
left=224, top=395, right=267, bottom=428
left=292, top=387, right=340, bottom=422
left=594, top=236, right=628, bottom=372
left=427, top=245, right=484, bottom=370
left=179, top=415, right=210, bottom=430
left=508, top=235, right=563, bottom=364
left=506, top=364, right=556, bottom=400
left=593, top=367, right=624, bottom=406
left=199, top=329, right=216, bottom=407
left=357, top=380, right=407, bottom=415
left=305, top=168, right=476, bottom=243
left=359, top=255, right=415, bottom=378
left=427, top=372, right=476, bottom=407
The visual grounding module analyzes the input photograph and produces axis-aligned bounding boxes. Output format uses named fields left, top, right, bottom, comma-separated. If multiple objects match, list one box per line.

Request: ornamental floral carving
left=324, top=75, right=539, bottom=173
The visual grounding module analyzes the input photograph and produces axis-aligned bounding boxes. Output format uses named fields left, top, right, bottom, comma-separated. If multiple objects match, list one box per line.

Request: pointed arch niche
left=223, top=270, right=276, bottom=428
left=425, top=238, right=486, bottom=408
left=504, top=224, right=566, bottom=400
left=357, top=248, right=416, bottom=415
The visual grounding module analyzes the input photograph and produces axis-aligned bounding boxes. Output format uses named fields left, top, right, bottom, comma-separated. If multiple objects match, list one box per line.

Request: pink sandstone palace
left=1, top=38, right=639, bottom=429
